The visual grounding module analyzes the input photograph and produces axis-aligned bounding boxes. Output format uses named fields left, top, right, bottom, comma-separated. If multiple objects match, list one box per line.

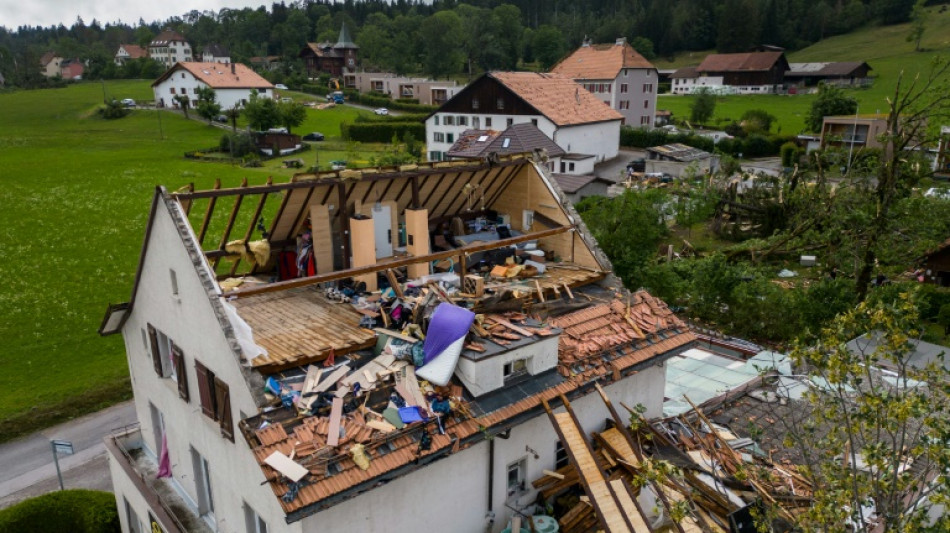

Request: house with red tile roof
left=151, top=62, right=274, bottom=110
left=39, top=51, right=63, bottom=78
left=99, top=154, right=697, bottom=533
left=671, top=51, right=789, bottom=95
left=115, top=44, right=148, bottom=66
left=551, top=38, right=659, bottom=128
left=426, top=71, right=623, bottom=164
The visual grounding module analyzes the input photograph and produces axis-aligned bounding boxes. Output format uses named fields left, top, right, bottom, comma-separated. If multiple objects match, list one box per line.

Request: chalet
left=551, top=37, right=658, bottom=128
left=300, top=24, right=358, bottom=78
left=149, top=29, right=192, bottom=68
left=426, top=72, right=623, bottom=164
left=917, top=237, right=950, bottom=287
left=671, top=52, right=789, bottom=94
left=343, top=72, right=459, bottom=106
left=151, top=62, right=273, bottom=110
left=115, top=44, right=148, bottom=66
left=200, top=44, right=230, bottom=64
left=100, top=155, right=696, bottom=533
left=39, top=51, right=62, bottom=78
left=786, top=62, right=872, bottom=88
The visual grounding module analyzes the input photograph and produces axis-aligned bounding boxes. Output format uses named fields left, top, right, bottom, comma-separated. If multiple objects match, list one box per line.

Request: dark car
left=303, top=132, right=325, bottom=141
left=213, top=114, right=228, bottom=123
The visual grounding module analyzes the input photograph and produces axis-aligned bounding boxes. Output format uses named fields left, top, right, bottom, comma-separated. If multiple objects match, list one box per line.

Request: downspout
left=486, top=437, right=495, bottom=532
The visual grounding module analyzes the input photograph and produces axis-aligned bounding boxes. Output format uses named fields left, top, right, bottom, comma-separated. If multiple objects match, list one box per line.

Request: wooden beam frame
left=229, top=177, right=273, bottom=277
left=196, top=179, right=221, bottom=245
left=228, top=225, right=572, bottom=298
left=212, top=178, right=247, bottom=269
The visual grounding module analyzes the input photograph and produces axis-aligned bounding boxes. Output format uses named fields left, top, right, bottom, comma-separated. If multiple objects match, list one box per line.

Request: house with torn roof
left=151, top=62, right=274, bottom=110
left=99, top=154, right=697, bottom=533
left=670, top=51, right=789, bottom=95
left=551, top=37, right=658, bottom=128
left=425, top=72, right=622, bottom=164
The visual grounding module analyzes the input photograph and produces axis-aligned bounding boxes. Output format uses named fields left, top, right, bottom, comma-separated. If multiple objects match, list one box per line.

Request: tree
left=769, top=292, right=950, bottom=532
left=173, top=94, right=191, bottom=119
left=531, top=25, right=566, bottom=70
left=243, top=92, right=280, bottom=131
left=739, top=108, right=775, bottom=134
left=805, top=83, right=858, bottom=133
left=906, top=0, right=926, bottom=52
left=419, top=11, right=463, bottom=79
left=195, top=86, right=221, bottom=124
left=689, top=87, right=715, bottom=125
left=277, top=101, right=306, bottom=134
left=225, top=106, right=242, bottom=132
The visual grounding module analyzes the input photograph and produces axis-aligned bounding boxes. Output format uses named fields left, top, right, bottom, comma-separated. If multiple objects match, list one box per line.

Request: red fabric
left=157, top=432, right=172, bottom=478
left=278, top=251, right=298, bottom=280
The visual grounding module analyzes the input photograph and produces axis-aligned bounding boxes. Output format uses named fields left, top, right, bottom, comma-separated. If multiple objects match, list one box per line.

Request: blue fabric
left=265, top=377, right=282, bottom=396
left=422, top=303, right=475, bottom=365
left=398, top=406, right=425, bottom=424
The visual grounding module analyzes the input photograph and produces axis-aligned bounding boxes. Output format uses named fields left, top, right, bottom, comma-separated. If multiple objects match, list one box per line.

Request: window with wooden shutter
left=213, top=377, right=233, bottom=441
left=172, top=345, right=189, bottom=402
left=195, top=361, right=215, bottom=418
left=147, top=324, right=163, bottom=377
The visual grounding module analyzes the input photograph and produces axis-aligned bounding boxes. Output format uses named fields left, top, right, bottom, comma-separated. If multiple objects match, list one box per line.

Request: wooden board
left=264, top=451, right=309, bottom=482
left=608, top=478, right=651, bottom=532
left=302, top=365, right=322, bottom=395
left=327, top=397, right=344, bottom=447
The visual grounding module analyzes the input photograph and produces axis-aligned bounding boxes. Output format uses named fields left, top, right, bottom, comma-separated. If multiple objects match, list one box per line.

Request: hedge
left=341, top=121, right=426, bottom=143
left=619, top=126, right=795, bottom=158
left=355, top=113, right=429, bottom=124
left=0, top=489, right=119, bottom=533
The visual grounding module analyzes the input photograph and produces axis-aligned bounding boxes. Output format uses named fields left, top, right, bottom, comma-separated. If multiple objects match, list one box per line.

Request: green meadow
left=0, top=80, right=379, bottom=440
left=655, top=6, right=950, bottom=134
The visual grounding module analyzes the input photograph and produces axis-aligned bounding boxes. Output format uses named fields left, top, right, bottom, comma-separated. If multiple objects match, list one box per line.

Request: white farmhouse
left=151, top=62, right=274, bottom=110
left=149, top=29, right=193, bottom=69
left=201, top=44, right=231, bottom=65
left=100, top=156, right=696, bottom=533
left=551, top=38, right=659, bottom=128
left=425, top=72, right=622, bottom=164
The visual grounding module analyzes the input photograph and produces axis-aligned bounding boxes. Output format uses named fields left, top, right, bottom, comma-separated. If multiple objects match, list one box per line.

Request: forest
left=0, top=0, right=927, bottom=87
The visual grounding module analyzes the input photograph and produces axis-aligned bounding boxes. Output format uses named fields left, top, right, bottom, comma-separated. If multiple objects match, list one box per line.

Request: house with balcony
left=819, top=114, right=888, bottom=151
left=342, top=72, right=460, bottom=106
left=151, top=62, right=273, bottom=110
left=149, top=29, right=192, bottom=68
left=551, top=37, right=658, bottom=128
left=100, top=154, right=696, bottom=533
left=425, top=72, right=622, bottom=163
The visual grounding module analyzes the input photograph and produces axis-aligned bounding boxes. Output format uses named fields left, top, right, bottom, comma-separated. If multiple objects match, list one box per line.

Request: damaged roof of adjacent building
left=446, top=123, right=566, bottom=160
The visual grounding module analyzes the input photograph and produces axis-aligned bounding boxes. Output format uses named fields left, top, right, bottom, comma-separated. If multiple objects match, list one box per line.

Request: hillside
left=655, top=6, right=950, bottom=134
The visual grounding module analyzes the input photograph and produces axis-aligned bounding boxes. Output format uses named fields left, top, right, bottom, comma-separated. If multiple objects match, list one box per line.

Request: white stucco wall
left=152, top=68, right=273, bottom=110
left=115, top=196, right=288, bottom=533
left=553, top=121, right=621, bottom=162
left=455, top=336, right=560, bottom=396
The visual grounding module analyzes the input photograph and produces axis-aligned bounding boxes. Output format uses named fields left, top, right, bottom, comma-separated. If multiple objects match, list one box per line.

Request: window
left=641, top=116, right=651, bottom=125
left=195, top=360, right=233, bottom=440
left=496, top=98, right=504, bottom=110
left=503, top=358, right=528, bottom=379
left=643, top=83, right=653, bottom=93
left=620, top=83, right=628, bottom=93
left=619, top=101, right=629, bottom=110
left=485, top=117, right=492, bottom=128
left=193, top=87, right=199, bottom=94
left=191, top=447, right=215, bottom=519
left=472, top=98, right=479, bottom=110
left=555, top=441, right=570, bottom=469
left=507, top=458, right=527, bottom=494
left=506, top=118, right=513, bottom=127
left=444, top=115, right=455, bottom=126
left=446, top=133, right=454, bottom=143
left=170, top=269, right=179, bottom=295
left=428, top=151, right=442, bottom=161
left=433, top=132, right=445, bottom=143
left=181, top=73, right=185, bottom=79
left=244, top=503, right=268, bottom=533
left=458, top=116, right=467, bottom=126
left=644, top=100, right=649, bottom=109
left=169, top=88, right=176, bottom=94
left=568, top=163, right=575, bottom=172
left=258, top=88, right=266, bottom=93
left=125, top=497, right=143, bottom=533
left=473, top=117, right=480, bottom=129
left=147, top=325, right=173, bottom=379
left=434, top=116, right=439, bottom=125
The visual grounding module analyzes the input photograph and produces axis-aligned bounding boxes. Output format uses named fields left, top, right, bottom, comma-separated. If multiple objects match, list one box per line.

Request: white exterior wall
left=150, top=40, right=192, bottom=68
left=425, top=112, right=553, bottom=161
left=455, top=336, right=560, bottom=396
left=115, top=198, right=289, bottom=533
left=298, top=363, right=666, bottom=533
left=575, top=69, right=657, bottom=128
left=152, top=69, right=273, bottom=110
left=553, top=121, right=620, bottom=162
left=201, top=52, right=231, bottom=64
left=671, top=75, right=723, bottom=95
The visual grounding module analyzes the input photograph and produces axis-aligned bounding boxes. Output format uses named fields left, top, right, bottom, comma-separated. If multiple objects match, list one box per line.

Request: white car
left=274, top=84, right=288, bottom=90
left=925, top=187, right=950, bottom=199
left=120, top=98, right=136, bottom=107
left=374, top=107, right=389, bottom=116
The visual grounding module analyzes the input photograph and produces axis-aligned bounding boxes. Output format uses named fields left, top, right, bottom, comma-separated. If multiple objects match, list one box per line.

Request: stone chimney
left=616, top=37, right=627, bottom=46
left=231, top=62, right=236, bottom=74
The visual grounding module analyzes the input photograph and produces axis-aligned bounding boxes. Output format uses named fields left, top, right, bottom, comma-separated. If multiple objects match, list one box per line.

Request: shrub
left=98, top=100, right=129, bottom=120
left=219, top=133, right=256, bottom=158
left=780, top=141, right=799, bottom=167
left=0, top=489, right=119, bottom=533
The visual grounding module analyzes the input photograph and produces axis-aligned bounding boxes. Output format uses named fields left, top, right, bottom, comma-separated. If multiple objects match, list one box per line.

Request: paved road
left=0, top=401, right=137, bottom=509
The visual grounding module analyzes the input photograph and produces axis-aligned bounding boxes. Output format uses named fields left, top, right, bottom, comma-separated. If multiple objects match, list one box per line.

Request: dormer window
left=503, top=358, right=527, bottom=379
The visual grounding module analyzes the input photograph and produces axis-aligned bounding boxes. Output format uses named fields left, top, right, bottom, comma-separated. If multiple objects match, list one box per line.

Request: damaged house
left=100, top=154, right=697, bottom=533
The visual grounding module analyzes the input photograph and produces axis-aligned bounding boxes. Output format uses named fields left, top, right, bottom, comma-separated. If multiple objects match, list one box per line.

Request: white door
left=372, top=204, right=393, bottom=258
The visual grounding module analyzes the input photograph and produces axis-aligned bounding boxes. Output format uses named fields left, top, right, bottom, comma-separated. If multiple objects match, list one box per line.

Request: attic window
left=502, top=138, right=511, bottom=148
left=496, top=98, right=505, bottom=110
left=472, top=98, right=480, bottom=109
left=477, top=135, right=489, bottom=142
left=503, top=358, right=527, bottom=379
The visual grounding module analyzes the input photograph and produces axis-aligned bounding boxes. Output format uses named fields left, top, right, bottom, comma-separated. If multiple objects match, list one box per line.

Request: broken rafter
left=212, top=177, right=248, bottom=269
left=197, top=178, right=221, bottom=244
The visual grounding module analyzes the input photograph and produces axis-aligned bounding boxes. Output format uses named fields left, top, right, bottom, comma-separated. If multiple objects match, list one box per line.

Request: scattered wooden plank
left=542, top=469, right=565, bottom=480
left=302, top=365, right=322, bottom=395
left=374, top=328, right=419, bottom=343
left=486, top=316, right=534, bottom=337
left=264, top=451, right=309, bottom=482
left=535, top=279, right=545, bottom=302
left=366, top=419, right=396, bottom=433
left=327, top=397, right=344, bottom=447
left=384, top=269, right=405, bottom=298
left=302, top=364, right=350, bottom=409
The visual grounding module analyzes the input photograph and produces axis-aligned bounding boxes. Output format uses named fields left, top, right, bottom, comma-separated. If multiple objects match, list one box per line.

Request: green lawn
left=656, top=7, right=950, bottom=135
left=0, top=80, right=394, bottom=440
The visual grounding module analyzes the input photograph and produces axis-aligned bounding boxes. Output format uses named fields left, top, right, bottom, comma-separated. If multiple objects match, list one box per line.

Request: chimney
left=231, top=62, right=235, bottom=74
left=616, top=37, right=626, bottom=46
left=582, top=35, right=590, bottom=47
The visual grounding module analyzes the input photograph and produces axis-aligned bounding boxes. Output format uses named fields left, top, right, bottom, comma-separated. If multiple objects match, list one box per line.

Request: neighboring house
left=300, top=23, right=358, bottom=78
left=115, top=44, right=148, bottom=66
left=786, top=61, right=872, bottom=88
left=934, top=126, right=950, bottom=179
left=200, top=44, right=230, bottom=64
left=343, top=72, right=460, bottom=106
left=250, top=55, right=282, bottom=71
left=39, top=51, right=63, bottom=78
left=100, top=155, right=696, bottom=533
left=644, top=143, right=720, bottom=177
left=59, top=58, right=84, bottom=80
left=151, top=62, right=273, bottom=110
left=551, top=174, right=615, bottom=203
left=425, top=71, right=623, bottom=164
left=551, top=37, right=658, bottom=128
left=446, top=122, right=565, bottom=172
left=671, top=52, right=789, bottom=94
left=149, top=29, right=192, bottom=68
left=819, top=114, right=888, bottom=150
left=917, top=237, right=950, bottom=287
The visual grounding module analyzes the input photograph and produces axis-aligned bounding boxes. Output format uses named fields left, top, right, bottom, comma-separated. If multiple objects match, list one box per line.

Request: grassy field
left=655, top=7, right=950, bottom=134
left=0, top=80, right=388, bottom=440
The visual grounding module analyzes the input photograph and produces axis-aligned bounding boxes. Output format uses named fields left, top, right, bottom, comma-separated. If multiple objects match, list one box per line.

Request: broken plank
left=374, top=328, right=419, bottom=343
left=486, top=316, right=534, bottom=337
left=327, top=397, right=344, bottom=447
left=366, top=419, right=396, bottom=433
left=264, top=451, right=309, bottom=482
left=302, top=365, right=322, bottom=395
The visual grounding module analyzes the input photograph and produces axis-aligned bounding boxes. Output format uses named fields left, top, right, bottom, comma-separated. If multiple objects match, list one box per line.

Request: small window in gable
left=170, top=269, right=179, bottom=295
left=496, top=98, right=504, bottom=110
left=472, top=98, right=480, bottom=110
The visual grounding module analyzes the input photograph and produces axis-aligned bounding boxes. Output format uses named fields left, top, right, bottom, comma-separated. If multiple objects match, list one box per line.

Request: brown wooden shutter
left=195, top=361, right=215, bottom=418
left=213, top=377, right=234, bottom=442
left=172, top=345, right=189, bottom=402
left=147, top=324, right=163, bottom=377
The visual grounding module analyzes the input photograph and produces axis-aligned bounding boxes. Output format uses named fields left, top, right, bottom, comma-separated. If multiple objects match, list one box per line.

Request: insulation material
left=222, top=300, right=268, bottom=361
left=421, top=303, right=475, bottom=365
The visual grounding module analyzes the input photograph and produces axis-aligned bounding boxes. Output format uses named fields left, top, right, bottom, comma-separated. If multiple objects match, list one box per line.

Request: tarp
left=422, top=303, right=475, bottom=365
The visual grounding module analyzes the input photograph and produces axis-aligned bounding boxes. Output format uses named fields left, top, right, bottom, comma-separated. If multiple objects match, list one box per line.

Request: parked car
left=213, top=114, right=228, bottom=123
left=925, top=187, right=950, bottom=199
left=280, top=97, right=293, bottom=103
left=120, top=98, right=136, bottom=107
left=274, top=84, right=288, bottom=90
left=374, top=107, right=389, bottom=116
left=267, top=127, right=288, bottom=133
left=331, top=160, right=347, bottom=170
left=302, top=132, right=325, bottom=142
